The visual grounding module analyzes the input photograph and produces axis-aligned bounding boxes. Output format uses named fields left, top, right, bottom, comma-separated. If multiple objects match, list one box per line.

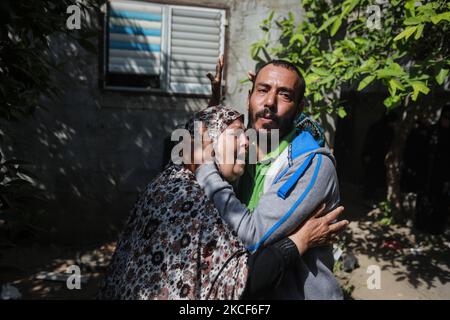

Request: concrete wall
left=1, top=0, right=303, bottom=245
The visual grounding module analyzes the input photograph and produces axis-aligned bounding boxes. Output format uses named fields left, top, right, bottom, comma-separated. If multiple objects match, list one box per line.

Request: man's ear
left=295, top=99, right=305, bottom=118
left=247, top=90, right=251, bottom=111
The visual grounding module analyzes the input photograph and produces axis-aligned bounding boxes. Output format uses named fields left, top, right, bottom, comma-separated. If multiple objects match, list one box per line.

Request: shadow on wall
left=0, top=13, right=209, bottom=246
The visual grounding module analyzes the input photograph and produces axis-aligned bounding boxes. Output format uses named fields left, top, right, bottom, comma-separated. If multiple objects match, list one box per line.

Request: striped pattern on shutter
left=108, top=0, right=162, bottom=75
left=169, top=8, right=225, bottom=94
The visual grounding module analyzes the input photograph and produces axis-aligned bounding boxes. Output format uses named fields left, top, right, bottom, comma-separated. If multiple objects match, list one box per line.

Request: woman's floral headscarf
left=185, top=105, right=244, bottom=144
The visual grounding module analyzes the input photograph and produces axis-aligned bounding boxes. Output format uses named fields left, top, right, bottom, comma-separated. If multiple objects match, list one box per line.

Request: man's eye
left=257, top=88, right=267, bottom=93
left=280, top=92, right=291, bottom=99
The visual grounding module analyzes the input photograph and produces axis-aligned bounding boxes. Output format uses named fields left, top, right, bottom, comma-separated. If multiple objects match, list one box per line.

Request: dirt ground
left=1, top=183, right=449, bottom=300
left=0, top=242, right=115, bottom=299
left=335, top=183, right=450, bottom=300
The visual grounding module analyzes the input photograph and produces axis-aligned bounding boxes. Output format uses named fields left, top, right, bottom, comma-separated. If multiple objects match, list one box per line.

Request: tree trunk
left=385, top=135, right=406, bottom=220
left=385, top=102, right=418, bottom=221
left=319, top=90, right=340, bottom=150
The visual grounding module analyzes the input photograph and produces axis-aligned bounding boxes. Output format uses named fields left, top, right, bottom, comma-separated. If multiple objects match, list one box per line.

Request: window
left=102, top=0, right=227, bottom=95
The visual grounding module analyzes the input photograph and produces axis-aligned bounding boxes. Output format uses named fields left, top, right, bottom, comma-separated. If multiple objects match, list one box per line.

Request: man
left=197, top=59, right=346, bottom=299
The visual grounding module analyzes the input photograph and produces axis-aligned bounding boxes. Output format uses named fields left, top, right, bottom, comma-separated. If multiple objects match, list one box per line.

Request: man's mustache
left=255, top=108, right=279, bottom=123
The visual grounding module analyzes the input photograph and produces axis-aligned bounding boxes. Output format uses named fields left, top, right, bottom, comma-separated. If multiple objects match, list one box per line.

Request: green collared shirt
left=238, top=129, right=297, bottom=210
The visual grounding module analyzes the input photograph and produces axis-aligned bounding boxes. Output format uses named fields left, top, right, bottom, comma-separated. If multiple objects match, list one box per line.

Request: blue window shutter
left=108, top=0, right=162, bottom=75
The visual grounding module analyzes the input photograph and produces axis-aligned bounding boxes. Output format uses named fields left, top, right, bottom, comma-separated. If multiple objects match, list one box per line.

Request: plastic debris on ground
left=342, top=251, right=359, bottom=272
left=1, top=284, right=22, bottom=300
left=382, top=240, right=402, bottom=251
left=333, top=245, right=344, bottom=262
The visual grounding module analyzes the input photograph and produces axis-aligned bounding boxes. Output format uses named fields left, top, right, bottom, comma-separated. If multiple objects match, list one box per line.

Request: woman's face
left=215, top=118, right=248, bottom=182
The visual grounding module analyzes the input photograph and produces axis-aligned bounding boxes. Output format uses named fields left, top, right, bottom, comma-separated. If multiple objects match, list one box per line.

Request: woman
left=98, top=105, right=335, bottom=300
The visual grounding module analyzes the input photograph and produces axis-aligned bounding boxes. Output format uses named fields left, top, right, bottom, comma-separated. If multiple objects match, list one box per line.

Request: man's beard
left=250, top=107, right=294, bottom=137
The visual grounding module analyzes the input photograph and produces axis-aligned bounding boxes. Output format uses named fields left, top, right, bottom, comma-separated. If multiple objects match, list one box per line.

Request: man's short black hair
left=251, top=59, right=306, bottom=103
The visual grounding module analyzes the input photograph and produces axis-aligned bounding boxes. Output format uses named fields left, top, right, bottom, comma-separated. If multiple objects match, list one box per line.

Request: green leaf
left=410, top=81, right=430, bottom=101
left=393, top=26, right=418, bottom=41
left=405, top=0, right=416, bottom=12
left=311, top=66, right=330, bottom=77
left=379, top=217, right=393, bottom=226
left=342, top=0, right=360, bottom=16
left=313, top=92, right=322, bottom=102
left=358, top=57, right=377, bottom=72
left=412, top=81, right=430, bottom=93
left=341, top=39, right=356, bottom=51
left=288, top=12, right=295, bottom=23
left=389, top=79, right=405, bottom=95
left=435, top=68, right=449, bottom=85
left=343, top=68, right=355, bottom=80
left=250, top=46, right=260, bottom=59
left=337, top=107, right=347, bottom=118
left=305, top=73, right=321, bottom=85
left=317, top=16, right=338, bottom=33
left=250, top=39, right=268, bottom=59
left=289, top=33, right=306, bottom=45
left=317, top=75, right=335, bottom=85
left=383, top=95, right=401, bottom=109
left=430, top=12, right=450, bottom=24
left=414, top=24, right=424, bottom=39
left=376, top=64, right=405, bottom=78
left=404, top=17, right=422, bottom=25
left=357, top=75, right=376, bottom=91
left=354, top=37, right=368, bottom=46
left=330, top=18, right=342, bottom=36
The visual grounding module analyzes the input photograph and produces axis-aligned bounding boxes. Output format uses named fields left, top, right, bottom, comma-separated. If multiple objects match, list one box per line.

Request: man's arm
left=196, top=153, right=340, bottom=251
left=207, top=55, right=223, bottom=107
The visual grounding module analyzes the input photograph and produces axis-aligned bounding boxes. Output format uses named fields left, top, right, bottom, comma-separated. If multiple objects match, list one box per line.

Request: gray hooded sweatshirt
left=195, top=131, right=343, bottom=300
